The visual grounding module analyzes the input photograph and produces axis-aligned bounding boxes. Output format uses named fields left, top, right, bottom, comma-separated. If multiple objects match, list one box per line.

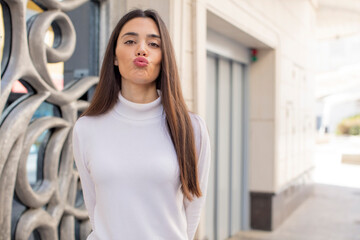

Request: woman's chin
left=130, top=79, right=157, bottom=86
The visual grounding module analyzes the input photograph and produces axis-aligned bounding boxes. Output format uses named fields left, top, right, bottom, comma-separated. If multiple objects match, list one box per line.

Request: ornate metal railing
left=0, top=0, right=99, bottom=239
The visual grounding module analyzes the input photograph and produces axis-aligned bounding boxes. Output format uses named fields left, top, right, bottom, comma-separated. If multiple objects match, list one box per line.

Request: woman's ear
left=114, top=58, right=118, bottom=66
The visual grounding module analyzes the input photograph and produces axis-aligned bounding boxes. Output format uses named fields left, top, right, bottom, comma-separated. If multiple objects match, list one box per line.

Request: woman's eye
left=149, top=42, right=160, bottom=48
left=124, top=40, right=135, bottom=45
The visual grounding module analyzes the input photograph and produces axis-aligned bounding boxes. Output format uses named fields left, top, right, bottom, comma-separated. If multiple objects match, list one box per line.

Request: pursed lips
left=133, top=57, right=149, bottom=67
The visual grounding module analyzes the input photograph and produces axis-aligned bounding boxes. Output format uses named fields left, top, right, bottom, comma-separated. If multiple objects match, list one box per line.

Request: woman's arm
left=72, top=121, right=96, bottom=230
left=183, top=115, right=211, bottom=240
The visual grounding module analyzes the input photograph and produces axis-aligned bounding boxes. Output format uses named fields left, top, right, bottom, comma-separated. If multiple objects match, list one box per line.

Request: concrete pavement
left=230, top=135, right=360, bottom=240
left=230, top=184, right=360, bottom=240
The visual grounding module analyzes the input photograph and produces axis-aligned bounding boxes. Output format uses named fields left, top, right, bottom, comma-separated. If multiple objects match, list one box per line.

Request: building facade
left=0, top=0, right=316, bottom=239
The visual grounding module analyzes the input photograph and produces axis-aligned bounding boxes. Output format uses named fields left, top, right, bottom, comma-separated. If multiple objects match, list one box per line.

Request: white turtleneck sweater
left=72, top=92, right=211, bottom=240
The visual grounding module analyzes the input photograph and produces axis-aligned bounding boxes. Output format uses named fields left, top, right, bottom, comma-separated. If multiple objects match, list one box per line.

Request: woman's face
left=115, top=17, right=162, bottom=88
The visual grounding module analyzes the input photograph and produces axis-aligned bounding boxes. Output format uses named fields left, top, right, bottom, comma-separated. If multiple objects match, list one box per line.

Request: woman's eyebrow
left=121, top=32, right=160, bottom=39
left=121, top=32, right=138, bottom=38
left=148, top=34, right=161, bottom=39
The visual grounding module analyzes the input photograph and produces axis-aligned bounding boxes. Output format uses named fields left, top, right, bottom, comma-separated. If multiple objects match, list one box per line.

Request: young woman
left=72, top=9, right=211, bottom=240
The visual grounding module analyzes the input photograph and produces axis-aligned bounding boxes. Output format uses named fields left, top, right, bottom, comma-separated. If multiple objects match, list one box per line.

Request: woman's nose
left=136, top=42, right=147, bottom=56
left=137, top=51, right=146, bottom=56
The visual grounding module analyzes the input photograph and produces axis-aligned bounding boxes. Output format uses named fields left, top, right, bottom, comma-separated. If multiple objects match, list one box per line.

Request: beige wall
left=201, top=0, right=316, bottom=193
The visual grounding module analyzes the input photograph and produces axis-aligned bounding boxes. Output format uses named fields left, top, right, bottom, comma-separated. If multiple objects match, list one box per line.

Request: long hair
left=82, top=9, right=201, bottom=201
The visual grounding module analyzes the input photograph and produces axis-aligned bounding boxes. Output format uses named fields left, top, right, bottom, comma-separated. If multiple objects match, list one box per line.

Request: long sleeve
left=72, top=122, right=96, bottom=231
left=184, top=115, right=211, bottom=240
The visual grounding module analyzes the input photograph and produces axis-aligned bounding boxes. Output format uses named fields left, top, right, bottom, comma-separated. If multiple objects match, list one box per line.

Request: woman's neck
left=121, top=82, right=158, bottom=104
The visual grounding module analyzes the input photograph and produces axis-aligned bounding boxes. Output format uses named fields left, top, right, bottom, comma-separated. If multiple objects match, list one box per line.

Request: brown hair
left=82, top=9, right=201, bottom=201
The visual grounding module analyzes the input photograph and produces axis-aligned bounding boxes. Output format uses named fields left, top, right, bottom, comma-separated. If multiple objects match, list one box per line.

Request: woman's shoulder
left=74, top=115, right=95, bottom=128
left=74, top=113, right=111, bottom=126
left=73, top=115, right=104, bottom=136
left=73, top=116, right=90, bottom=137
left=189, top=112, right=206, bottom=125
left=188, top=112, right=208, bottom=138
left=188, top=112, right=210, bottom=158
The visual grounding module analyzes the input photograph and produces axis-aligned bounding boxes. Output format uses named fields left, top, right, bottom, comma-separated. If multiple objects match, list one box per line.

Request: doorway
left=205, top=52, right=248, bottom=240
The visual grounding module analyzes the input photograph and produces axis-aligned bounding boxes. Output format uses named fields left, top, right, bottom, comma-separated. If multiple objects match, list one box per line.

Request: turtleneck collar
left=113, top=91, right=164, bottom=120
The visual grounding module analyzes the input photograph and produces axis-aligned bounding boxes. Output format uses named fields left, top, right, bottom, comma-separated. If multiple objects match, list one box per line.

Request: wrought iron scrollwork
left=0, top=0, right=99, bottom=239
